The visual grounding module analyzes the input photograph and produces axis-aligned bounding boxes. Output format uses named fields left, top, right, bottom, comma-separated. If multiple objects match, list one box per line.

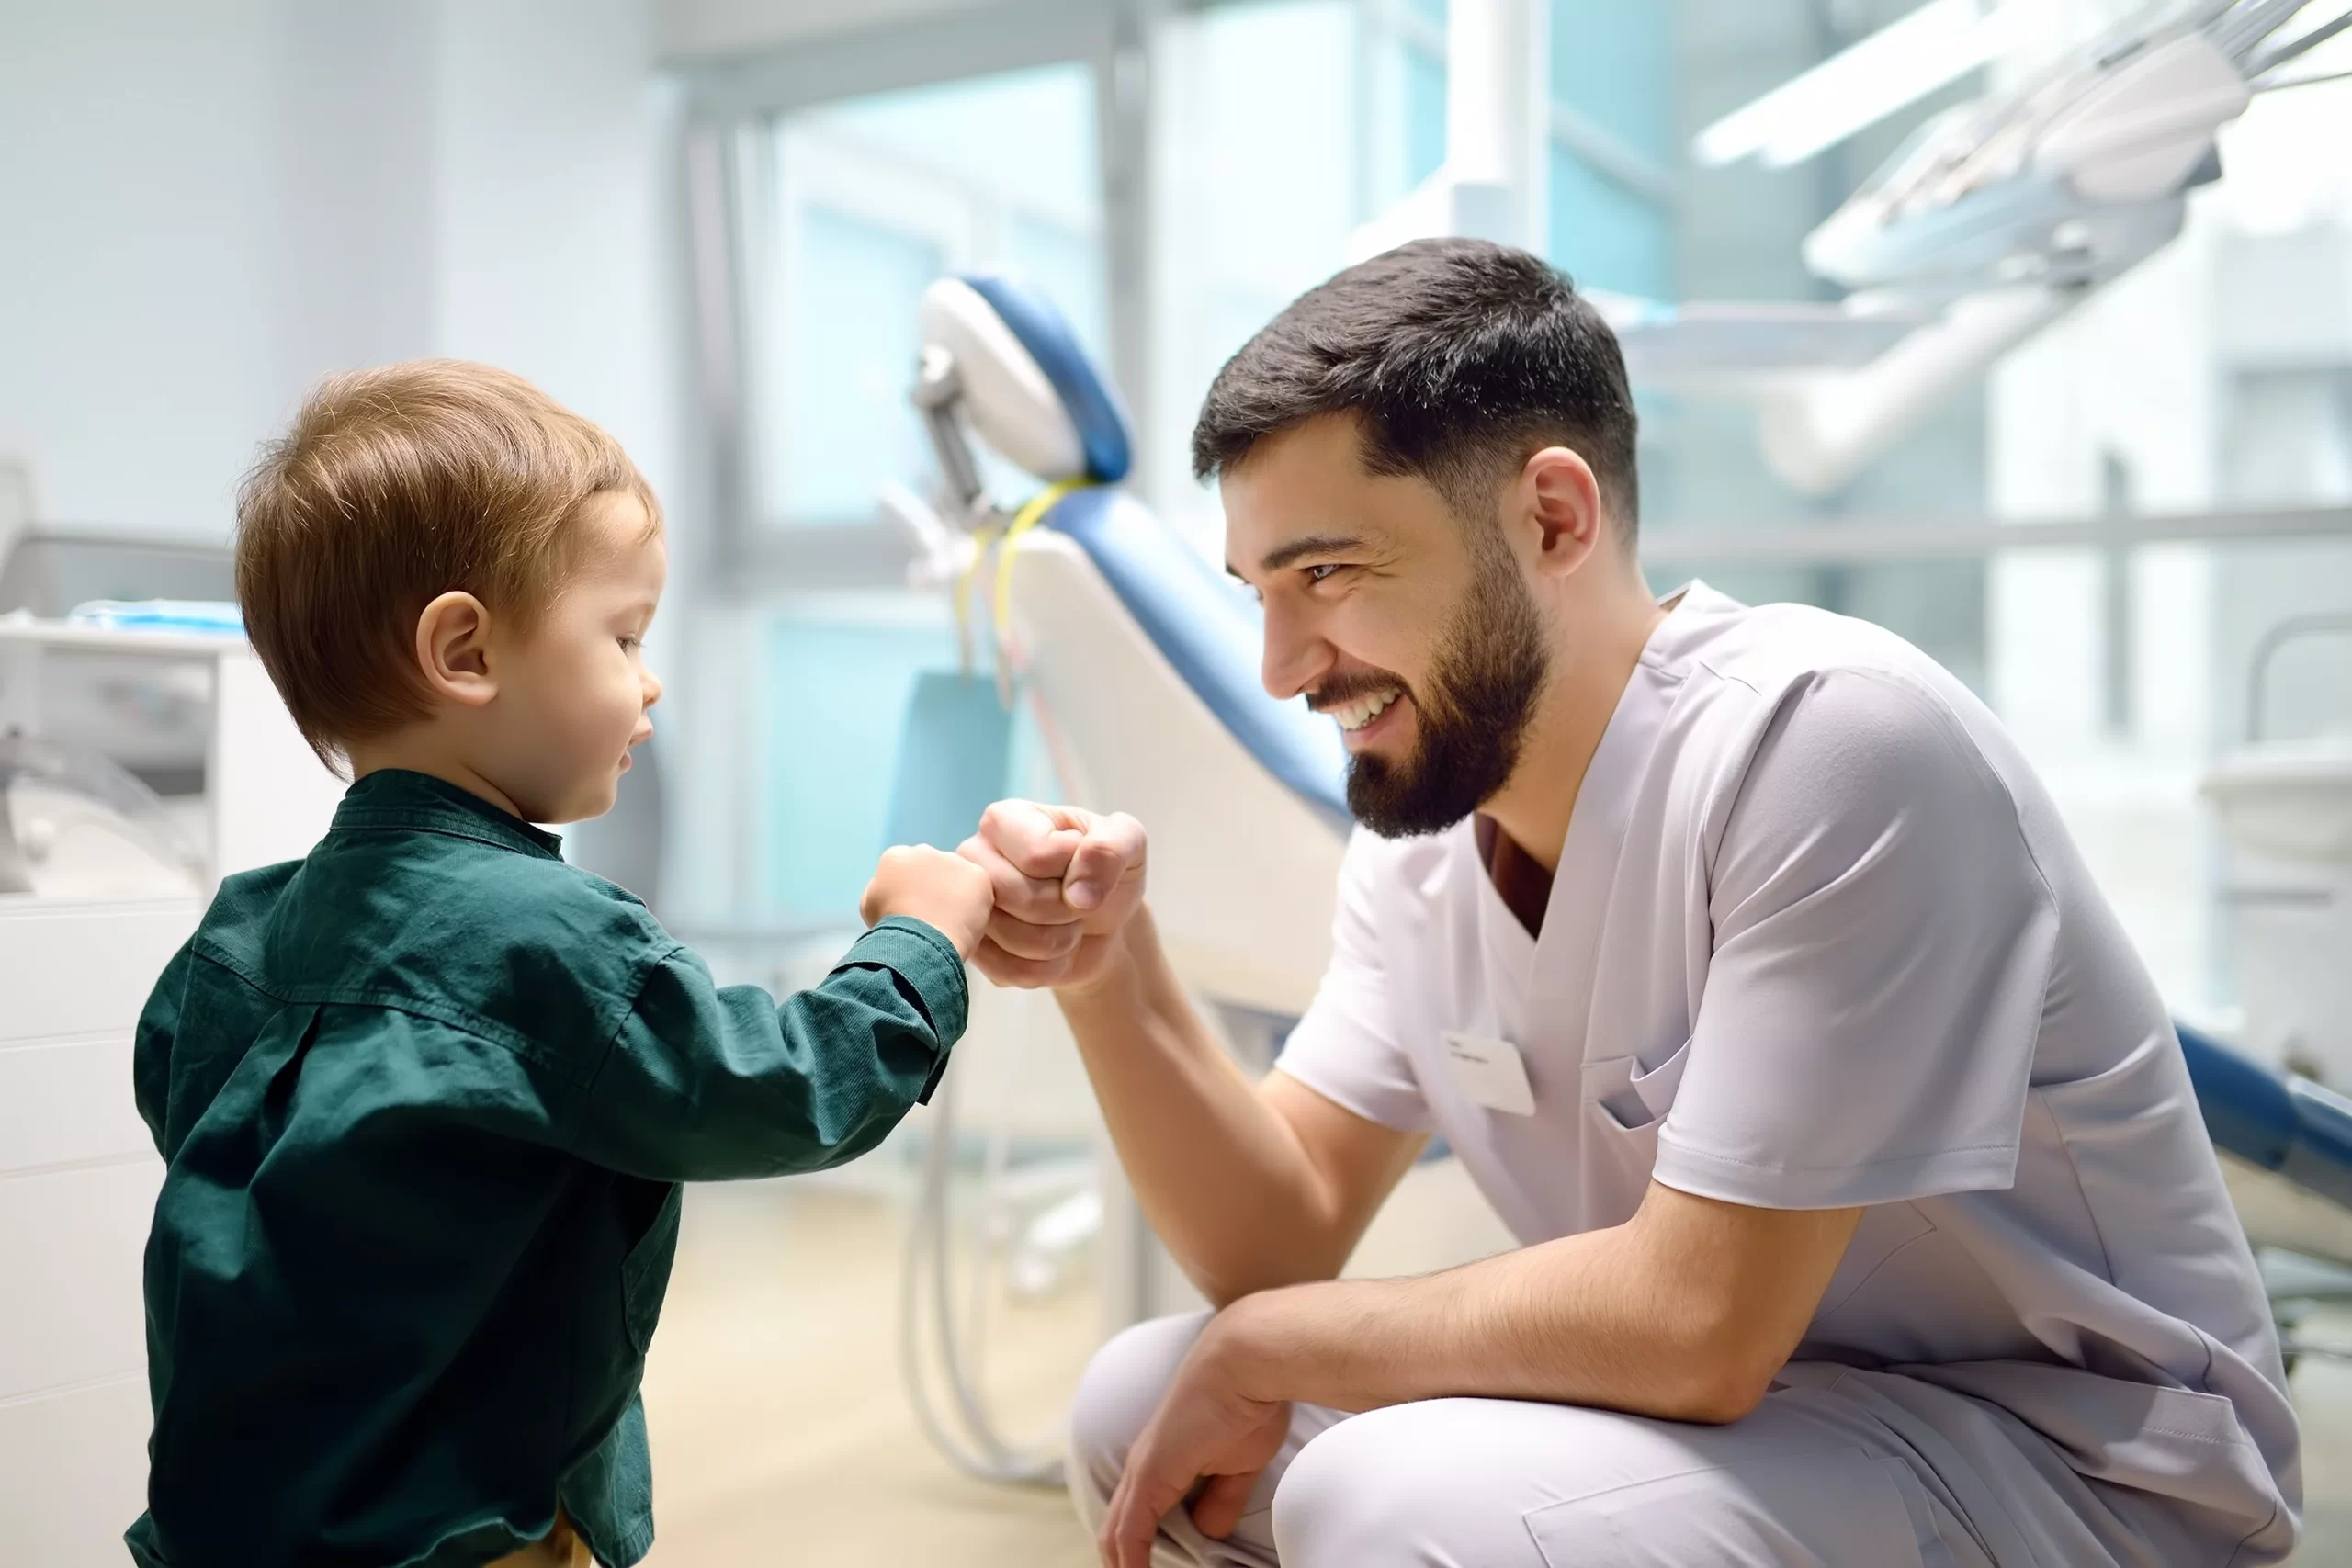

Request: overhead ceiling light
left=1694, top=0, right=2025, bottom=169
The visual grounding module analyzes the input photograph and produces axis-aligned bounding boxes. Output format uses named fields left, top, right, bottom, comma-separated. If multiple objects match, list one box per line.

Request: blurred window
left=725, top=61, right=1102, bottom=926
left=749, top=63, right=1105, bottom=531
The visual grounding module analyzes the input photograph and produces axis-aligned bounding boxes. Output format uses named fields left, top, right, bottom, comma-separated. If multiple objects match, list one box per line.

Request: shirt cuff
left=1652, top=1128, right=2020, bottom=1211
left=840, top=917, right=969, bottom=1100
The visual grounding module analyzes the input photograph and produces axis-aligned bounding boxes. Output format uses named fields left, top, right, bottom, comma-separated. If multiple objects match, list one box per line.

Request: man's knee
left=1270, top=1402, right=1548, bottom=1568
left=1273, top=1396, right=1948, bottom=1568
left=1067, top=1311, right=1214, bottom=1517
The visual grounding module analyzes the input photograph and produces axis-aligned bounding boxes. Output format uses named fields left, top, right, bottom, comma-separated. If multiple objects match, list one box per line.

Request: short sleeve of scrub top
left=1276, top=829, right=1436, bottom=1134
left=1653, top=667, right=2062, bottom=1212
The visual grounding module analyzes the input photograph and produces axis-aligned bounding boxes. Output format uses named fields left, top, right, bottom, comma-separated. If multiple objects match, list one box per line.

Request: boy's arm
left=133, top=940, right=196, bottom=1156
left=568, top=916, right=967, bottom=1181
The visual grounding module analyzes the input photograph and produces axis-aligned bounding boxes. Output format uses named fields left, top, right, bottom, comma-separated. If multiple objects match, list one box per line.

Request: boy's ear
left=413, top=591, right=499, bottom=708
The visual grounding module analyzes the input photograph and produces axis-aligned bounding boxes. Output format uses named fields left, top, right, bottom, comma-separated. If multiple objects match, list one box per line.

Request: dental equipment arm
left=960, top=802, right=1421, bottom=1305
left=1096, top=1182, right=1862, bottom=1568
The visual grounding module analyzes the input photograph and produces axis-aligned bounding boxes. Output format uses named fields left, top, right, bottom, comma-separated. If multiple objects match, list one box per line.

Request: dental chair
left=898, top=275, right=1351, bottom=1020
left=890, top=276, right=2352, bottom=1450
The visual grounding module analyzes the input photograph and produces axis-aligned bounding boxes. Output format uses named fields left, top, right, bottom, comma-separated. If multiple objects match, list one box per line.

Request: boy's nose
left=642, top=670, right=664, bottom=708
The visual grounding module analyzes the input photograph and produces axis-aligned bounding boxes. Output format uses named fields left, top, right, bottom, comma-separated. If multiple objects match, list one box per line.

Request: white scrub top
left=1278, top=582, right=2298, bottom=1549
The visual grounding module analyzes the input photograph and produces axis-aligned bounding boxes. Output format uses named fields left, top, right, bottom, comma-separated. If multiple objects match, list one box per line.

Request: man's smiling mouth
left=1325, top=687, right=1403, bottom=731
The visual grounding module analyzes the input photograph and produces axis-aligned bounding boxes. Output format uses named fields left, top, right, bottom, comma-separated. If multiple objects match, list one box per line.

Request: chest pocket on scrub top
left=1581, top=1040, right=1692, bottom=1138
left=620, top=1182, right=684, bottom=1355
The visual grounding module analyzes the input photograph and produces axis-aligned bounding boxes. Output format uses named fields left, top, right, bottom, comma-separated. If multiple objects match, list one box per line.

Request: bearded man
left=957, top=239, right=2299, bottom=1568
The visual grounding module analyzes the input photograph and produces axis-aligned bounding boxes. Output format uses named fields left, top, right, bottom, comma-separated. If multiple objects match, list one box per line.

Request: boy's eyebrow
left=1227, top=532, right=1367, bottom=580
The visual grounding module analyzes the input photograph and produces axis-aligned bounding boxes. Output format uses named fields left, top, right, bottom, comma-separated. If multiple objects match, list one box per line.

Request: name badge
left=1443, top=1032, right=1535, bottom=1116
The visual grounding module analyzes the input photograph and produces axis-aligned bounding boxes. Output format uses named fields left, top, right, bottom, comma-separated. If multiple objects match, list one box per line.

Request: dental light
left=1607, top=1, right=2351, bottom=491
left=1693, top=0, right=2032, bottom=171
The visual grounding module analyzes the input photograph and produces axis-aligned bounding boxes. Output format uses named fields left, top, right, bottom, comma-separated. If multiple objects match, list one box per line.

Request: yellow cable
left=952, top=517, right=1001, bottom=677
left=992, top=477, right=1089, bottom=641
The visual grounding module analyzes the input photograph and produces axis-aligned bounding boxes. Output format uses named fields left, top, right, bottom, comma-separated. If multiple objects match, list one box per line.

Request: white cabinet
left=0, top=620, right=346, bottom=886
left=0, top=618, right=337, bottom=1559
left=0, top=897, right=198, bottom=1563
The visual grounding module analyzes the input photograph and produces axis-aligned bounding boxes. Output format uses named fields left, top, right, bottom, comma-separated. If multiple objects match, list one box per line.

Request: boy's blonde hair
left=235, top=360, right=662, bottom=765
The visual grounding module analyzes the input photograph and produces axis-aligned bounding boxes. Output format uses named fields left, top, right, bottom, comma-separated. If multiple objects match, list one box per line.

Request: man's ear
left=1517, top=446, right=1606, bottom=581
left=413, top=591, right=499, bottom=709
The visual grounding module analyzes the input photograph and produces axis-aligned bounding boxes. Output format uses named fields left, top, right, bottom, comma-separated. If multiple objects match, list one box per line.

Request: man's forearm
left=1056, top=907, right=1362, bottom=1303
left=1199, top=1221, right=1790, bottom=1426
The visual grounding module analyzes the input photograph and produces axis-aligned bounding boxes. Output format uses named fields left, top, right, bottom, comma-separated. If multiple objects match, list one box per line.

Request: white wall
left=0, top=0, right=686, bottom=543
left=657, top=0, right=1001, bottom=63
left=432, top=0, right=686, bottom=510
left=2, top=1, right=316, bottom=534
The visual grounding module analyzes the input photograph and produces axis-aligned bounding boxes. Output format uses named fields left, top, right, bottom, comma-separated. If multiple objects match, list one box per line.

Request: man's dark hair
left=1191, top=238, right=1639, bottom=539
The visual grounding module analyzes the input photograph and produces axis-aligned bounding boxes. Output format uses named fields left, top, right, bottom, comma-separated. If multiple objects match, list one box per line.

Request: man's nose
left=1260, top=598, right=1329, bottom=703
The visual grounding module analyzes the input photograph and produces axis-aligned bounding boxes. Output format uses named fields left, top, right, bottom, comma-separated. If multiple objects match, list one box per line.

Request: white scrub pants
left=1070, top=1314, right=2201, bottom=1568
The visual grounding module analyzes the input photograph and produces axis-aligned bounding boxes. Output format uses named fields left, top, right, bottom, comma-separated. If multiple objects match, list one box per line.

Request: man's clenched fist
left=956, top=800, right=1147, bottom=991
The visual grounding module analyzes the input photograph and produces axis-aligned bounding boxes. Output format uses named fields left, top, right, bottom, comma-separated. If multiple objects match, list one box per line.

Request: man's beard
left=1337, top=542, right=1551, bottom=839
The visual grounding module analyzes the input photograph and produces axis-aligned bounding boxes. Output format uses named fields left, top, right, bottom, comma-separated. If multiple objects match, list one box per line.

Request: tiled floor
left=2292, top=1318, right=2352, bottom=1561
left=639, top=1167, right=2352, bottom=1565
left=636, top=1178, right=1097, bottom=1566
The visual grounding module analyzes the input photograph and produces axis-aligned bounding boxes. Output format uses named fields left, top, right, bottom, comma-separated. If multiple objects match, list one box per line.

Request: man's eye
left=1305, top=563, right=1341, bottom=584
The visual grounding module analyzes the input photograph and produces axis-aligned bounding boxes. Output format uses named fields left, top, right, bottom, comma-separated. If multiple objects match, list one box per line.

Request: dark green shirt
left=126, top=770, right=967, bottom=1568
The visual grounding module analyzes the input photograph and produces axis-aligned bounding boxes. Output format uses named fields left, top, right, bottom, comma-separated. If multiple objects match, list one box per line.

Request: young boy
left=127, top=361, right=994, bottom=1568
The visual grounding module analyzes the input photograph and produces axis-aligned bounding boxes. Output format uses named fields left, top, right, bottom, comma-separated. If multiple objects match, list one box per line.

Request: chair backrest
left=917, top=276, right=1130, bottom=486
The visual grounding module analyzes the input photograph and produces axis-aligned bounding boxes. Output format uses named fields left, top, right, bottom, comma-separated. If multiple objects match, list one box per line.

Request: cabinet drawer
left=0, top=1373, right=153, bottom=1567
left=0, top=1160, right=161, bottom=1398
left=0, top=899, right=197, bottom=1044
left=0, top=1034, right=150, bottom=1174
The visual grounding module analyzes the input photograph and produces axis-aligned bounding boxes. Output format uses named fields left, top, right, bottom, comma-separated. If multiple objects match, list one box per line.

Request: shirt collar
left=331, top=769, right=565, bottom=860
left=1639, top=578, right=1736, bottom=673
left=1464, top=583, right=1691, bottom=944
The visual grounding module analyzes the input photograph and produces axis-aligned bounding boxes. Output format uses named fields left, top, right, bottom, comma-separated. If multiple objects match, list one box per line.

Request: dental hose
left=900, top=478, right=1097, bottom=1488
left=899, top=1016, right=1068, bottom=1487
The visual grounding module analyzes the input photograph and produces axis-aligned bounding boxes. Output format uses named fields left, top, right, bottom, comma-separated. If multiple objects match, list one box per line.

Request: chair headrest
left=919, top=275, right=1132, bottom=486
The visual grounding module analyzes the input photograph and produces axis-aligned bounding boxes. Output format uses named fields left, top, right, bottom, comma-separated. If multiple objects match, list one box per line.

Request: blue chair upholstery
left=964, top=276, right=1132, bottom=485
left=2177, top=1021, right=2352, bottom=1209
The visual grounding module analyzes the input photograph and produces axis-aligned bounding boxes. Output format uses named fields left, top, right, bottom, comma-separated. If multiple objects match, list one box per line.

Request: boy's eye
left=618, top=636, right=641, bottom=651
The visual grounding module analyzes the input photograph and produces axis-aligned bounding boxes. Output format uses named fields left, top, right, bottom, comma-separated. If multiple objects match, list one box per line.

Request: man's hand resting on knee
left=1098, top=1184, right=1862, bottom=1568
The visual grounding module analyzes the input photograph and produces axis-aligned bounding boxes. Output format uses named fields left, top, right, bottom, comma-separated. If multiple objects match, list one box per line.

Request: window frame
left=674, top=0, right=1147, bottom=595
